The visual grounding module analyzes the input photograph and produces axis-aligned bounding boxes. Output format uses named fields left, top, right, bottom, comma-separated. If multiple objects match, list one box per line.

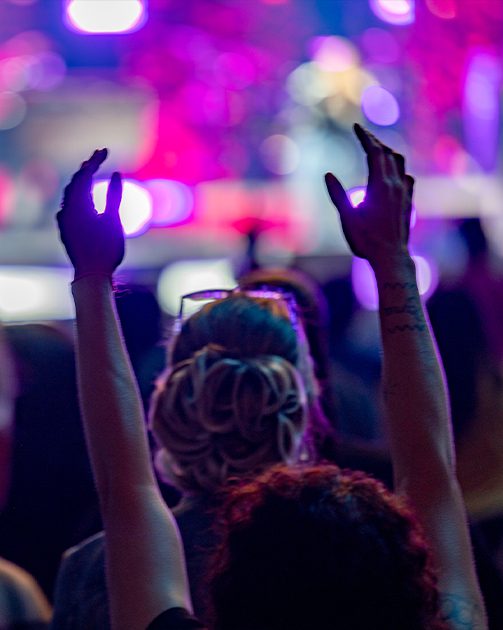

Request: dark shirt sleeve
left=146, top=607, right=206, bottom=630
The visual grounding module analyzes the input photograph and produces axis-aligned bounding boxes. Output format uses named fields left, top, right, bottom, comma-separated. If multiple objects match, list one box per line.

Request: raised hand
left=325, top=123, right=414, bottom=267
left=57, top=149, right=124, bottom=279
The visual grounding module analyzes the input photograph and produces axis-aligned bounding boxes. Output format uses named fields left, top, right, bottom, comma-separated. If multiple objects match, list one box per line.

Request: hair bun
left=150, top=343, right=307, bottom=494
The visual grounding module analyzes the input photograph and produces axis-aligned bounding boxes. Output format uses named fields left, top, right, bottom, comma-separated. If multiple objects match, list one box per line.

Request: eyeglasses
left=176, top=287, right=299, bottom=334
left=175, top=285, right=318, bottom=403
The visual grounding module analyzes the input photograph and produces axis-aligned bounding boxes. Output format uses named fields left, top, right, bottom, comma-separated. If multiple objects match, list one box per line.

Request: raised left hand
left=57, top=149, right=124, bottom=279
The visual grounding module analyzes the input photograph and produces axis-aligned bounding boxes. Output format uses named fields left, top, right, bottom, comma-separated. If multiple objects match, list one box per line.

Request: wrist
left=73, top=269, right=113, bottom=283
left=369, top=251, right=414, bottom=276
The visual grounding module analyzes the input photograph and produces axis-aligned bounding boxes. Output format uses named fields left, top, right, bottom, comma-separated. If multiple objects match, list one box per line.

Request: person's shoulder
left=63, top=531, right=105, bottom=562
left=0, top=557, right=51, bottom=625
left=146, top=607, right=206, bottom=630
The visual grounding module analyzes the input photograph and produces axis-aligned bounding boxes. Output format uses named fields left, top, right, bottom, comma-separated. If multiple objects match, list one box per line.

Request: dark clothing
left=146, top=607, right=206, bottom=630
left=51, top=498, right=217, bottom=630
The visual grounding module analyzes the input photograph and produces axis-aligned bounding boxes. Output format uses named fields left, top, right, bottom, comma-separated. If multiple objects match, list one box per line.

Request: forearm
left=72, top=275, right=156, bottom=508
left=373, top=254, right=454, bottom=493
left=72, top=275, right=191, bottom=629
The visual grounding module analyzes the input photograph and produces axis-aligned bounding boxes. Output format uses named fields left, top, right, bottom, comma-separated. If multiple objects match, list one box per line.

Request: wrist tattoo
left=382, top=296, right=426, bottom=334
left=382, top=281, right=417, bottom=291
left=386, top=323, right=427, bottom=333
left=383, top=297, right=421, bottom=319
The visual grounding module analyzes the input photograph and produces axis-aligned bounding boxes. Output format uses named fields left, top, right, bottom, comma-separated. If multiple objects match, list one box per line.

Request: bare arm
left=325, top=125, right=487, bottom=629
left=57, top=151, right=191, bottom=630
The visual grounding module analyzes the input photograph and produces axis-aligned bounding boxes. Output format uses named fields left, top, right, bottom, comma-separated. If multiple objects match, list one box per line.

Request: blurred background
left=2, top=2, right=503, bottom=617
left=0, top=0, right=501, bottom=320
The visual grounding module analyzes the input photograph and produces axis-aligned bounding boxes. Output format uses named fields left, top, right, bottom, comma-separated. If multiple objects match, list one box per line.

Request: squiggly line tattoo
left=382, top=281, right=417, bottom=290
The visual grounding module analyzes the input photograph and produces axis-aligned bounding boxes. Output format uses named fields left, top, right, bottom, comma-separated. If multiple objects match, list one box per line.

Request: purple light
left=361, top=85, right=400, bottom=126
left=65, top=1, right=147, bottom=34
left=93, top=180, right=152, bottom=237
left=360, top=28, right=400, bottom=64
left=370, top=0, right=415, bottom=25
left=146, top=179, right=194, bottom=227
left=463, top=52, right=501, bottom=172
left=352, top=255, right=437, bottom=311
left=26, top=52, right=66, bottom=91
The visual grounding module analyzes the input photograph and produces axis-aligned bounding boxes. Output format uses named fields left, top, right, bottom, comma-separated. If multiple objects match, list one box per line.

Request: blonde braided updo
left=150, top=295, right=308, bottom=494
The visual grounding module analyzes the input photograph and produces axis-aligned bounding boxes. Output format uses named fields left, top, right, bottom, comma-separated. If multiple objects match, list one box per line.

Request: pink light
left=65, top=1, right=147, bottom=34
left=370, top=0, right=415, bottom=25
left=352, top=255, right=437, bottom=311
left=309, top=36, right=358, bottom=72
left=361, top=85, right=400, bottom=126
left=146, top=179, right=194, bottom=227
left=426, top=0, right=456, bottom=19
left=93, top=180, right=152, bottom=237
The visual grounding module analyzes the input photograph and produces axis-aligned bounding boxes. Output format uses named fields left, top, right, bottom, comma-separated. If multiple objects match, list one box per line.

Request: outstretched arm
left=325, top=125, right=486, bottom=630
left=57, top=151, right=192, bottom=630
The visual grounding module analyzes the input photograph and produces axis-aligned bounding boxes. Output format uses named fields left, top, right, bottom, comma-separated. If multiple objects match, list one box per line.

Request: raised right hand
left=325, top=124, right=414, bottom=268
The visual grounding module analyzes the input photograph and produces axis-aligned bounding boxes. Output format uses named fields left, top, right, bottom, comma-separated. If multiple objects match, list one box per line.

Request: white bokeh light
left=157, top=260, right=236, bottom=316
left=348, top=186, right=366, bottom=206
left=370, top=0, right=415, bottom=25
left=0, top=267, right=74, bottom=321
left=93, top=180, right=153, bottom=237
left=66, top=0, right=146, bottom=34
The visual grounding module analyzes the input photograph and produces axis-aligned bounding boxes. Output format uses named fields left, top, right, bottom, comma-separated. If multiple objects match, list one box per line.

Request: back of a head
left=150, top=295, right=307, bottom=494
left=238, top=268, right=329, bottom=381
left=209, top=465, right=446, bottom=630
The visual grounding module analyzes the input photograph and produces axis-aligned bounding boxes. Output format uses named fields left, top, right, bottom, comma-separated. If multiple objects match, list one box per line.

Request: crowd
left=0, top=123, right=498, bottom=629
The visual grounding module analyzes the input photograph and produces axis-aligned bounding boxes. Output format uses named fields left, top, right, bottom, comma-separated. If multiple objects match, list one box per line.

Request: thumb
left=404, top=175, right=415, bottom=240
left=325, top=173, right=352, bottom=219
left=105, top=171, right=122, bottom=218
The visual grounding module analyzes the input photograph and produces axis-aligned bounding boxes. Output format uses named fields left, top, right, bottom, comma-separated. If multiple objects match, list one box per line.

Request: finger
left=383, top=152, right=400, bottom=181
left=325, top=172, right=353, bottom=216
left=393, top=152, right=406, bottom=178
left=63, top=149, right=108, bottom=212
left=405, top=174, right=415, bottom=199
left=325, top=173, right=365, bottom=257
left=404, top=175, right=415, bottom=240
left=105, top=171, right=122, bottom=219
left=354, top=124, right=387, bottom=187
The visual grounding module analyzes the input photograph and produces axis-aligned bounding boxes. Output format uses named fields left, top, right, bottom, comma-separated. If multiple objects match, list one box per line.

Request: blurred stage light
left=361, top=85, right=400, bottom=126
left=370, top=0, right=415, bottom=25
left=157, top=260, right=236, bottom=316
left=65, top=0, right=147, bottom=34
left=348, top=185, right=417, bottom=225
left=0, top=92, right=27, bottom=130
left=93, top=180, right=153, bottom=237
left=352, top=254, right=437, bottom=311
left=463, top=52, right=501, bottom=171
left=426, top=0, right=456, bottom=19
left=147, top=179, right=194, bottom=227
left=309, top=36, right=359, bottom=72
left=26, top=52, right=66, bottom=91
left=260, top=134, right=301, bottom=175
left=360, top=28, right=400, bottom=64
left=0, top=267, right=74, bottom=321
left=348, top=186, right=366, bottom=206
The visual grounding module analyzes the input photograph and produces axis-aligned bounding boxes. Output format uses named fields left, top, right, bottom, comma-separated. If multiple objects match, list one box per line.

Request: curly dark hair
left=209, top=464, right=448, bottom=630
